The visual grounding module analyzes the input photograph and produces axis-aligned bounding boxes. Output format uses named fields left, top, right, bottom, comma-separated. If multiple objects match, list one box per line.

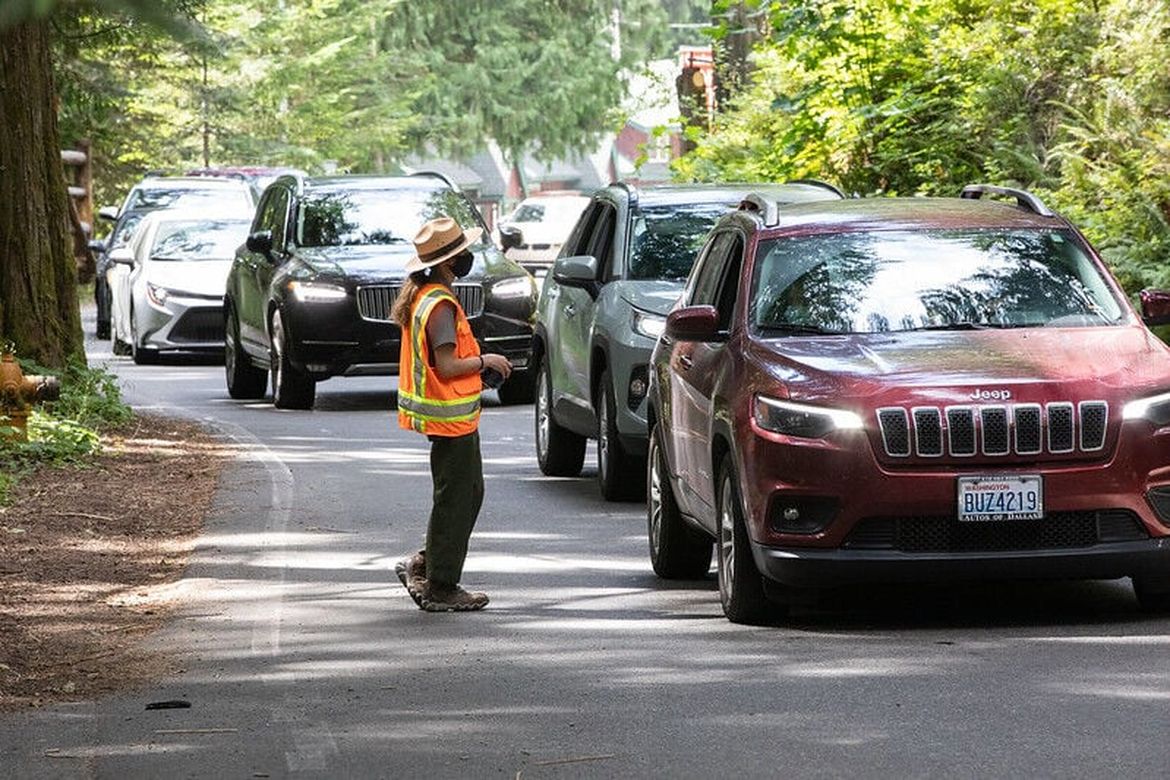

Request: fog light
left=770, top=496, right=837, bottom=534
left=627, top=366, right=649, bottom=411
left=1147, top=486, right=1170, bottom=525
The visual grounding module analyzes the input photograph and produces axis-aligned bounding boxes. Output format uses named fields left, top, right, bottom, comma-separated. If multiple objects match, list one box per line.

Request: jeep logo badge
left=970, top=388, right=1012, bottom=402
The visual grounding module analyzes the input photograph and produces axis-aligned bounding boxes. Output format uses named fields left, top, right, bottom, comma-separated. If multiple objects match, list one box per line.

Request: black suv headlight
left=287, top=280, right=348, bottom=303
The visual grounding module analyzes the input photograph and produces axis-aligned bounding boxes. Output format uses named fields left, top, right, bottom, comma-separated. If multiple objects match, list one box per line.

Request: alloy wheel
left=598, top=385, right=610, bottom=477
left=648, top=436, right=663, bottom=554
left=536, top=369, right=550, bottom=459
left=270, top=310, right=285, bottom=394
left=718, top=473, right=736, bottom=604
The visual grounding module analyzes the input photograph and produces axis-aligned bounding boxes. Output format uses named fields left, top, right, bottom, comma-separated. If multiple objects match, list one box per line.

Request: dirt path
left=0, top=415, right=232, bottom=711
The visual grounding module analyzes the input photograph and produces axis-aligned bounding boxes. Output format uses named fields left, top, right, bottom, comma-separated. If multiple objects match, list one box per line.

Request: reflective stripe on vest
left=397, top=286, right=481, bottom=436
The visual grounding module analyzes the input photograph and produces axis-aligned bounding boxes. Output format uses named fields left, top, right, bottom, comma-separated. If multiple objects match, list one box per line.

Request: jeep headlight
left=753, top=395, right=863, bottom=439
left=631, top=308, right=666, bottom=340
left=288, top=280, right=348, bottom=302
left=1123, top=390, right=1170, bottom=426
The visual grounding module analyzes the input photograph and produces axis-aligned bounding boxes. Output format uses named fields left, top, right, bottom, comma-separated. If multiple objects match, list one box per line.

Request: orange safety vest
left=398, top=283, right=482, bottom=437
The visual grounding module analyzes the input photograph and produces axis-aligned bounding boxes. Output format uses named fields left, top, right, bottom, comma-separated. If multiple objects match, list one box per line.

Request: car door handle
left=564, top=303, right=576, bottom=318
left=678, top=354, right=693, bottom=370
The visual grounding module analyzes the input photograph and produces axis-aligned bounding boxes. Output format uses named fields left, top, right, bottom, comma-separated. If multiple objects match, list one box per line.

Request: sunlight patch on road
left=1042, top=672, right=1170, bottom=701
left=466, top=553, right=647, bottom=574
left=1023, top=635, right=1170, bottom=645
left=778, top=657, right=943, bottom=678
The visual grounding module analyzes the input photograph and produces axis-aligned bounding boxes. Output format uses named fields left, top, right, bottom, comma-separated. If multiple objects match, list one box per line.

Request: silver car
left=533, top=182, right=844, bottom=500
left=107, top=210, right=251, bottom=364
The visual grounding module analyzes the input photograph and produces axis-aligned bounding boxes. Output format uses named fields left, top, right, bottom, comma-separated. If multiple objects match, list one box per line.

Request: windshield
left=126, top=187, right=252, bottom=212
left=628, top=203, right=731, bottom=281
left=150, top=219, right=250, bottom=261
left=295, top=188, right=485, bottom=247
left=751, top=229, right=1126, bottom=334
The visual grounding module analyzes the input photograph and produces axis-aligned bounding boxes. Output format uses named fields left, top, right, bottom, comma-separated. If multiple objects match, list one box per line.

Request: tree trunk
left=0, top=20, right=83, bottom=368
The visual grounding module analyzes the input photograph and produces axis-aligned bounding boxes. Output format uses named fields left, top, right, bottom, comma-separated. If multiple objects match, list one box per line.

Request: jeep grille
left=876, top=401, right=1108, bottom=458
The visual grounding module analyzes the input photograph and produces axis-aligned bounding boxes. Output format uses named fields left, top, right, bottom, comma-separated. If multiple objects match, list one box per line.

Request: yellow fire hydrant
left=0, top=351, right=61, bottom=442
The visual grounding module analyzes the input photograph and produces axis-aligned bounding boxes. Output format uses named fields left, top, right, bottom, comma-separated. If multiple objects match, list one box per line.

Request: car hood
left=145, top=258, right=232, bottom=297
left=619, top=281, right=685, bottom=316
left=752, top=326, right=1170, bottom=406
left=294, top=244, right=520, bottom=284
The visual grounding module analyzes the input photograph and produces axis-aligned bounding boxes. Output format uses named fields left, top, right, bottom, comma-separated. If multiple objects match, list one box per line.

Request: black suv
left=224, top=174, right=539, bottom=409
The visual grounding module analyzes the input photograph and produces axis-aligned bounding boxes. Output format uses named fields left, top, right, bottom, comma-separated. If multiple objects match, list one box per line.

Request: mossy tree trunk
left=0, top=20, right=83, bottom=368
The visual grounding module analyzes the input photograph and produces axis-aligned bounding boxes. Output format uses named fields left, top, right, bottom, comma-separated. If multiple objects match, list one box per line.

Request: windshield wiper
left=907, top=322, right=990, bottom=331
left=758, top=323, right=844, bottom=336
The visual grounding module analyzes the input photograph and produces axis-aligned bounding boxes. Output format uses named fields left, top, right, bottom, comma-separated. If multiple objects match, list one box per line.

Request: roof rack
left=960, top=184, right=1054, bottom=217
left=738, top=193, right=779, bottom=227
left=607, top=180, right=638, bottom=204
left=787, top=178, right=846, bottom=199
left=410, top=170, right=459, bottom=190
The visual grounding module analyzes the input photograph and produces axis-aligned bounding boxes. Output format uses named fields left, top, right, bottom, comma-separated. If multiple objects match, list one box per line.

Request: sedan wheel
left=269, top=309, right=315, bottom=410
left=129, top=305, right=158, bottom=365
left=647, top=426, right=711, bottom=579
left=716, top=456, right=775, bottom=625
left=534, top=354, right=585, bottom=476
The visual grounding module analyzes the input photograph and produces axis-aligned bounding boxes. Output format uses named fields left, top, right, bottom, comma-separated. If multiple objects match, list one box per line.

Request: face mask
left=451, top=251, right=474, bottom=278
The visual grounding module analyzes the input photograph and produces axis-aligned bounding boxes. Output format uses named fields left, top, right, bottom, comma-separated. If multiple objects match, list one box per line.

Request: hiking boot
left=420, top=583, right=489, bottom=612
left=394, top=551, right=427, bottom=608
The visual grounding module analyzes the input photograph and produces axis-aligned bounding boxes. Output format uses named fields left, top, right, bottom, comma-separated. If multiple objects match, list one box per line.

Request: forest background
left=31, top=0, right=1170, bottom=310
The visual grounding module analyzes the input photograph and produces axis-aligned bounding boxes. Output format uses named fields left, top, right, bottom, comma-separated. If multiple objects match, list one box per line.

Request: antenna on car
left=738, top=193, right=780, bottom=227
left=409, top=170, right=460, bottom=190
left=960, top=184, right=1054, bottom=217
left=786, top=179, right=846, bottom=199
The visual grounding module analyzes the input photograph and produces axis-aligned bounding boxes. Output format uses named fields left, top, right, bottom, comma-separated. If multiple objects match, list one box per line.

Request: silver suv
left=533, top=182, right=843, bottom=500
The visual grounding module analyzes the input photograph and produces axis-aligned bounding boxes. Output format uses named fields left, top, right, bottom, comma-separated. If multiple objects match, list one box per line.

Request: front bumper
left=139, top=293, right=225, bottom=352
left=753, top=538, right=1170, bottom=588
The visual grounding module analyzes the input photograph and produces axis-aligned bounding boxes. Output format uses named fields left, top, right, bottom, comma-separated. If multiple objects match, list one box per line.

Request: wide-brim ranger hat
left=405, top=217, right=484, bottom=274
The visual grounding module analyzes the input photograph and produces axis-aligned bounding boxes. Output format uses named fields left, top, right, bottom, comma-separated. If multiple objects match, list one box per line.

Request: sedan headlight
left=1122, top=390, right=1170, bottom=426
left=631, top=308, right=666, bottom=340
left=491, top=276, right=535, bottom=299
left=288, top=281, right=348, bottom=303
left=146, top=283, right=169, bottom=306
left=753, top=395, right=863, bottom=439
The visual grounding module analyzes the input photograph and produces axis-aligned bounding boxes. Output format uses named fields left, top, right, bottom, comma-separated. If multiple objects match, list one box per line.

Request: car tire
left=647, top=424, right=712, bottom=579
left=597, top=369, right=645, bottom=502
left=496, top=367, right=535, bottom=405
left=535, top=353, right=585, bottom=476
left=225, top=304, right=267, bottom=400
left=94, top=276, right=111, bottom=340
left=129, top=306, right=158, bottom=365
left=269, top=308, right=315, bottom=410
left=1133, top=575, right=1170, bottom=613
left=716, top=455, right=779, bottom=625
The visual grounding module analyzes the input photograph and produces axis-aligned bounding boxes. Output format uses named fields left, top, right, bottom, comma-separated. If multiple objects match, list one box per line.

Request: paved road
left=3, top=330, right=1170, bottom=778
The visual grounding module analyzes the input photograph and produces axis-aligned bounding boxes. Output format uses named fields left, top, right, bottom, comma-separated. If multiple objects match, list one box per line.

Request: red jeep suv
left=647, top=185, right=1170, bottom=624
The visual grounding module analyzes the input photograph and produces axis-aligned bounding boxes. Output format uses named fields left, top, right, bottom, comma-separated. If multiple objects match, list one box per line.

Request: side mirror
left=665, top=305, right=721, bottom=342
left=98, top=206, right=118, bottom=222
left=87, top=239, right=107, bottom=254
left=499, top=225, right=523, bottom=252
left=246, top=230, right=274, bottom=258
left=107, top=247, right=135, bottom=266
left=552, top=254, right=600, bottom=299
left=1140, top=289, right=1170, bottom=327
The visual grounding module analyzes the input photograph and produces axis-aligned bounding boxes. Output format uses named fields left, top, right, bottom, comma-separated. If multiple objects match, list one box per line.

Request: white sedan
left=107, top=210, right=251, bottom=364
left=497, top=194, right=589, bottom=274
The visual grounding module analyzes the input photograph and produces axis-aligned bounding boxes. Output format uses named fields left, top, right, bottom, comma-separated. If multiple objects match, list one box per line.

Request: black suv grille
left=845, top=510, right=1146, bottom=553
left=356, top=284, right=484, bottom=321
left=876, top=401, right=1109, bottom=458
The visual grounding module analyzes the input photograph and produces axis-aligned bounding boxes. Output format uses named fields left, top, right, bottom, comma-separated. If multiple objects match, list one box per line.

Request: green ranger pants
left=425, top=431, right=484, bottom=587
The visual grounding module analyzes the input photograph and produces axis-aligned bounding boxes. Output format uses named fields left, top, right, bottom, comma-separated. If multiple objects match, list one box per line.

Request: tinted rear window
left=627, top=203, right=731, bottom=281
left=751, top=229, right=1126, bottom=334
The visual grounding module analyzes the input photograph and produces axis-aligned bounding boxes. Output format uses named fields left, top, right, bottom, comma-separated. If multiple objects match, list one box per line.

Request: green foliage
left=0, top=362, right=131, bottom=504
left=680, top=0, right=1170, bottom=298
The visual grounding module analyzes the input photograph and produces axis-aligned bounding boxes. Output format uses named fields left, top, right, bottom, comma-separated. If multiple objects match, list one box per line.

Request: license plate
left=957, top=475, right=1043, bottom=522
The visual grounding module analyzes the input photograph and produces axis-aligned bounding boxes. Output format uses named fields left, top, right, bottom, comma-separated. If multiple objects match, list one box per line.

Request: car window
left=562, top=202, right=601, bottom=257
left=150, top=219, right=251, bottom=261
left=750, top=228, right=1127, bottom=334
left=261, top=188, right=290, bottom=252
left=628, top=202, right=732, bottom=282
left=713, top=235, right=744, bottom=331
left=110, top=213, right=145, bottom=248
left=295, top=188, right=483, bottom=248
left=587, top=203, right=617, bottom=280
left=688, top=232, right=732, bottom=306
